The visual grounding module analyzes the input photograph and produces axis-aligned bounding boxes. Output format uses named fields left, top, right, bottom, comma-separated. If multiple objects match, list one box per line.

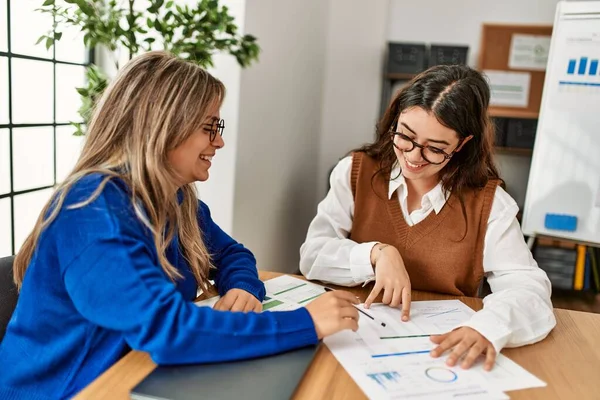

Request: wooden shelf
left=494, top=146, right=533, bottom=156
left=385, top=72, right=417, bottom=81
left=488, top=107, right=539, bottom=119
left=536, top=236, right=577, bottom=249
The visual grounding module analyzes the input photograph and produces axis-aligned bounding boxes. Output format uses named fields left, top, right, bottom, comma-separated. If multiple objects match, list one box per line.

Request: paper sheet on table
left=327, top=328, right=507, bottom=400
left=194, top=275, right=325, bottom=311
left=195, top=276, right=545, bottom=397
left=325, top=300, right=546, bottom=399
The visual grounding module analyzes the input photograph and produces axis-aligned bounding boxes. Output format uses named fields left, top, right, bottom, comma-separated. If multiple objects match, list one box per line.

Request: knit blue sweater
left=0, top=175, right=318, bottom=399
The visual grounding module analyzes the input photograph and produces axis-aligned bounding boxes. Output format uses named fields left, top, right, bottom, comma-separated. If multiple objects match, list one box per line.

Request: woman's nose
left=213, top=132, right=225, bottom=149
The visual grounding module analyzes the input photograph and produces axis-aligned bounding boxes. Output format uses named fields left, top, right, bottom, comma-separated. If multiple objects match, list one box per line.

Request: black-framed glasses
left=390, top=131, right=463, bottom=165
left=204, top=118, right=225, bottom=142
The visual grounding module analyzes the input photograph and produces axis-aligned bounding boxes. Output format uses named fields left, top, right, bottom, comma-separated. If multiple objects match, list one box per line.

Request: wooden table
left=75, top=271, right=600, bottom=400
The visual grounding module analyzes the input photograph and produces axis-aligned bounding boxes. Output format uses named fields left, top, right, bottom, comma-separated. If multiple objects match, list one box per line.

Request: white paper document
left=194, top=275, right=325, bottom=311
left=484, top=70, right=531, bottom=108
left=196, top=276, right=545, bottom=398
left=509, top=34, right=551, bottom=71
left=325, top=301, right=546, bottom=399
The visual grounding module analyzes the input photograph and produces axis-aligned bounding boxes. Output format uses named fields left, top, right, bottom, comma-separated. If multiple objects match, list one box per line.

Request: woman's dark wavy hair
left=354, top=64, right=501, bottom=227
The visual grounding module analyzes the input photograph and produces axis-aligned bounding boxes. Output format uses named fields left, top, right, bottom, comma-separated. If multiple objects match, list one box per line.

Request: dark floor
left=551, top=289, right=600, bottom=313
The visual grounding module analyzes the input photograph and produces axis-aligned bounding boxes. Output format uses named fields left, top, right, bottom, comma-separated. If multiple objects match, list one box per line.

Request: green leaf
left=35, top=35, right=47, bottom=45
left=45, top=36, right=54, bottom=50
left=166, top=1, right=174, bottom=8
left=74, top=0, right=95, bottom=16
left=147, top=0, right=165, bottom=13
left=54, top=31, right=63, bottom=40
left=76, top=87, right=89, bottom=96
left=42, top=0, right=55, bottom=6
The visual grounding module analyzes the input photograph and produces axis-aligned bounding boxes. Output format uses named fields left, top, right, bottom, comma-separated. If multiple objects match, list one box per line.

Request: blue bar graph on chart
left=561, top=56, right=600, bottom=89
left=590, top=60, right=599, bottom=75
left=367, top=371, right=401, bottom=389
left=578, top=57, right=588, bottom=74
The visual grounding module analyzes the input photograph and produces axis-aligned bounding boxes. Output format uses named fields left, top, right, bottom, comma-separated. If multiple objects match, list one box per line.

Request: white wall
left=233, top=0, right=330, bottom=272
left=195, top=0, right=245, bottom=233
left=387, top=0, right=561, bottom=209
left=317, top=0, right=390, bottom=200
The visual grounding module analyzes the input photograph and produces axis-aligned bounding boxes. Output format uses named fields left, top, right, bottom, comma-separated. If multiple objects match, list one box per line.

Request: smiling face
left=393, top=107, right=471, bottom=185
left=167, top=102, right=224, bottom=186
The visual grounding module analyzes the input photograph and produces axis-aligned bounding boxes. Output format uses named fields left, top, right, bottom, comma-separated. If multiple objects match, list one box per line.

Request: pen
left=324, top=287, right=387, bottom=328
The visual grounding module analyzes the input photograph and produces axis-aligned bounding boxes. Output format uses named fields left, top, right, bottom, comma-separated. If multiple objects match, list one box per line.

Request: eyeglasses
left=203, top=118, right=225, bottom=142
left=390, top=131, right=463, bottom=165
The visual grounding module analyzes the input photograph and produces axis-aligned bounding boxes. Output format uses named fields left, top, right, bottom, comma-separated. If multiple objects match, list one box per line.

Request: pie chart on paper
left=424, top=367, right=458, bottom=383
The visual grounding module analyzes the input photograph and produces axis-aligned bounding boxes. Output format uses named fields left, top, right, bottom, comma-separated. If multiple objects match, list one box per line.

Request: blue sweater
left=0, top=175, right=318, bottom=399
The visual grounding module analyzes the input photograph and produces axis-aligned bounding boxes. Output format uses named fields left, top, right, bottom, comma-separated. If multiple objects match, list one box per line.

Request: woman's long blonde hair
left=14, top=51, right=225, bottom=292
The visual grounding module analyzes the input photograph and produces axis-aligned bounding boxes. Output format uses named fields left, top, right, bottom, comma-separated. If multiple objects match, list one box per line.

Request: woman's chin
left=195, top=172, right=209, bottom=182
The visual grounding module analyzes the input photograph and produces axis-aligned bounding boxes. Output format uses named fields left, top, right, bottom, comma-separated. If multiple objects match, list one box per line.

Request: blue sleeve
left=198, top=202, right=265, bottom=300
left=57, top=182, right=318, bottom=365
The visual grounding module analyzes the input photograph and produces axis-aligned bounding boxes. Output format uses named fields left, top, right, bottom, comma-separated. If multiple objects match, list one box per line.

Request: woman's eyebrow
left=203, top=116, right=219, bottom=124
left=400, top=122, right=450, bottom=146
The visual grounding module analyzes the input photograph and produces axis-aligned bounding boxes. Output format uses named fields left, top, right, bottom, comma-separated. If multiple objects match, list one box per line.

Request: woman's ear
left=456, top=135, right=474, bottom=152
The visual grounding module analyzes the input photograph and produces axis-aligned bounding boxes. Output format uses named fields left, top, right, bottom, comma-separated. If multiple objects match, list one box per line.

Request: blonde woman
left=0, top=51, right=359, bottom=399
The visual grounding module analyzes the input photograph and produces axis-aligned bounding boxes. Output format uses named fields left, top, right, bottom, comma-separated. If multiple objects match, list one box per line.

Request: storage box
left=505, top=118, right=538, bottom=148
left=387, top=42, right=427, bottom=74
left=428, top=44, right=469, bottom=67
left=534, top=245, right=576, bottom=290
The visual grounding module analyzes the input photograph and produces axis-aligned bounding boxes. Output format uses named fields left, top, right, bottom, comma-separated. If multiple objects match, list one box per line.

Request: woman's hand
left=430, top=327, right=496, bottom=370
left=213, top=288, right=263, bottom=313
left=305, top=290, right=360, bottom=339
left=364, top=244, right=411, bottom=321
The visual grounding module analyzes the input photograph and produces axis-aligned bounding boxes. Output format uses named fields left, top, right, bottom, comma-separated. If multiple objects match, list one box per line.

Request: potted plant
left=37, top=0, right=260, bottom=135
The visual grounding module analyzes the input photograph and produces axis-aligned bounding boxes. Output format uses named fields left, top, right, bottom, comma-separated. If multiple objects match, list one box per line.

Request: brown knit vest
left=349, top=152, right=499, bottom=297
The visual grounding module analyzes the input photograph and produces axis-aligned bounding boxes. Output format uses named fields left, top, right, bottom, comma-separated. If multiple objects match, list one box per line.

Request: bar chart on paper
left=562, top=54, right=600, bottom=93
left=557, top=27, right=600, bottom=95
left=367, top=371, right=402, bottom=390
left=566, top=56, right=599, bottom=76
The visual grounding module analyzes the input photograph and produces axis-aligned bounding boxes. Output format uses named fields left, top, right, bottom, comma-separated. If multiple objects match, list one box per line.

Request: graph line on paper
left=297, top=293, right=323, bottom=304
left=380, top=334, right=431, bottom=340
left=371, top=350, right=431, bottom=359
left=423, top=308, right=459, bottom=318
left=271, top=283, right=306, bottom=295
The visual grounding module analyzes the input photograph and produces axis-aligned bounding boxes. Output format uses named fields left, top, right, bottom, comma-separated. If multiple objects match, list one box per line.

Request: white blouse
left=300, top=156, right=556, bottom=352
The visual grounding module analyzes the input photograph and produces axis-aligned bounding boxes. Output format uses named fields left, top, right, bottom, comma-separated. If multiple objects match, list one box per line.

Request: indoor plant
left=37, top=0, right=260, bottom=135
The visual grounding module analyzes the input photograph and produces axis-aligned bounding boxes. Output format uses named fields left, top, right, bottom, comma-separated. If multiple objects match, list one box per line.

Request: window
left=0, top=0, right=91, bottom=257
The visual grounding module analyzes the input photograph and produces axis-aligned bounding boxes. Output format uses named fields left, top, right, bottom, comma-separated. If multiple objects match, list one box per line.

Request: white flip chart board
left=521, top=1, right=600, bottom=245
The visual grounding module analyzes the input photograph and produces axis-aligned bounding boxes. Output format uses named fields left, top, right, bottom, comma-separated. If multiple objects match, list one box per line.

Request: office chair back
left=0, top=256, right=18, bottom=342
